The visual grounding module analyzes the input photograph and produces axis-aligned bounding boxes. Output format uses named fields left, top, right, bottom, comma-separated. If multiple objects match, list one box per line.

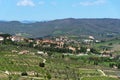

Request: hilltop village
left=0, top=33, right=119, bottom=57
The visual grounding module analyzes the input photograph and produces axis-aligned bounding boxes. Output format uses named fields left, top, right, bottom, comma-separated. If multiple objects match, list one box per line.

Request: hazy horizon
left=0, top=18, right=120, bottom=22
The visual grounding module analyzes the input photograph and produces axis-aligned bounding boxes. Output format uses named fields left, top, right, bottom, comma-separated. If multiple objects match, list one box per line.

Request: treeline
left=88, top=56, right=120, bottom=69
left=34, top=46, right=73, bottom=53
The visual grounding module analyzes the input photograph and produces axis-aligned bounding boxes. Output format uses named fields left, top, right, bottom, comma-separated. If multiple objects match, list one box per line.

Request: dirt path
left=98, top=69, right=106, bottom=76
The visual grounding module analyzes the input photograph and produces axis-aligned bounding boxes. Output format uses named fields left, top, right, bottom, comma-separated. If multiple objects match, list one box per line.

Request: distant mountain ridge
left=0, top=18, right=120, bottom=38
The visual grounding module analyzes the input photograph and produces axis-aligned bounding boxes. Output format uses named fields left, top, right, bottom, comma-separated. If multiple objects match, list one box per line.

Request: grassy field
left=0, top=44, right=119, bottom=80
left=82, top=76, right=119, bottom=80
left=94, top=39, right=120, bottom=55
left=95, top=39, right=120, bottom=49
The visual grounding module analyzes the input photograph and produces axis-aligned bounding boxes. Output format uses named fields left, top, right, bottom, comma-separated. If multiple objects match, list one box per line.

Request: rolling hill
left=0, top=18, right=120, bottom=38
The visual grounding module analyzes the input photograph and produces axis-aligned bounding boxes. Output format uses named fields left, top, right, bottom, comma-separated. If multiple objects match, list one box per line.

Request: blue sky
left=0, top=0, right=120, bottom=21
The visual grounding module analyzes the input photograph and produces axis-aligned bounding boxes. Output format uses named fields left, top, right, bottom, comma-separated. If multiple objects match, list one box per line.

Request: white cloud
left=80, top=0, right=106, bottom=6
left=72, top=0, right=106, bottom=7
left=17, top=0, right=35, bottom=7
left=39, top=1, right=45, bottom=5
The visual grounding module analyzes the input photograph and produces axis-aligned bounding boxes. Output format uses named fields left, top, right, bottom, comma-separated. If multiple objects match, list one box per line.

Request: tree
left=0, top=34, right=11, bottom=38
left=46, top=72, right=51, bottom=80
left=90, top=48, right=100, bottom=54
left=62, top=54, right=65, bottom=58
left=21, top=72, right=28, bottom=76
left=3, top=39, right=13, bottom=45
left=94, top=61, right=98, bottom=65
left=39, top=62, right=45, bottom=67
left=108, top=43, right=113, bottom=46
left=117, top=63, right=120, bottom=69
left=29, top=42, right=34, bottom=48
left=47, top=51, right=53, bottom=57
left=8, top=75, right=12, bottom=80
left=79, top=47, right=86, bottom=53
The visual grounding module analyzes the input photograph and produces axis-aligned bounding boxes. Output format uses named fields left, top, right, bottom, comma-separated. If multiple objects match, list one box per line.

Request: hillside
left=0, top=18, right=120, bottom=38
left=0, top=44, right=120, bottom=80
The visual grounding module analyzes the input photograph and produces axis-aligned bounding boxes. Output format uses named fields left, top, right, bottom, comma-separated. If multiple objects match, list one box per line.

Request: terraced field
left=82, top=77, right=119, bottom=80
left=95, top=39, right=120, bottom=54
left=0, top=45, right=119, bottom=80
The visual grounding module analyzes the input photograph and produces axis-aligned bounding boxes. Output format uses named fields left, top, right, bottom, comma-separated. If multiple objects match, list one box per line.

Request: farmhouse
left=18, top=50, right=29, bottom=54
left=89, top=36, right=95, bottom=40
left=11, top=36, right=25, bottom=42
left=101, top=51, right=111, bottom=57
left=56, top=41, right=64, bottom=48
left=37, top=51, right=48, bottom=56
left=42, top=39, right=54, bottom=43
left=0, top=36, right=4, bottom=41
left=12, top=50, right=18, bottom=53
left=83, top=39, right=93, bottom=43
left=68, top=46, right=76, bottom=52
